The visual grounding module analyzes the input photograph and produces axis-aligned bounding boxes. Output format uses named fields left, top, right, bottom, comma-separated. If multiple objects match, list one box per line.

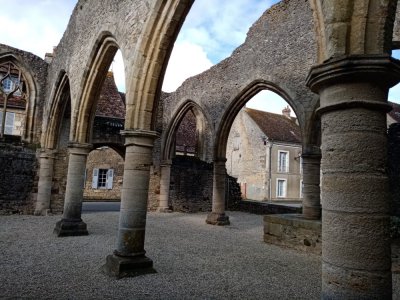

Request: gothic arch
left=74, top=33, right=120, bottom=144
left=42, top=71, right=71, bottom=149
left=214, top=79, right=305, bottom=159
left=0, top=53, right=38, bottom=143
left=309, top=0, right=398, bottom=62
left=162, top=100, right=211, bottom=162
left=124, top=0, right=193, bottom=130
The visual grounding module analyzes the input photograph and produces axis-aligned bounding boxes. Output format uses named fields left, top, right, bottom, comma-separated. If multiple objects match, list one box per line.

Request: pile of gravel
left=0, top=211, right=398, bottom=299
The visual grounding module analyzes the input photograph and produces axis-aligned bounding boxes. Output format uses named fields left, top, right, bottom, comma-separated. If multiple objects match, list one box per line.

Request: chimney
left=282, top=105, right=291, bottom=118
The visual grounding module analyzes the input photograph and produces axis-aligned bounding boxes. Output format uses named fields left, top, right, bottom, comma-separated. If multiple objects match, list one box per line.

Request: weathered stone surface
left=263, top=214, right=321, bottom=255
left=102, top=254, right=156, bottom=279
left=0, top=143, right=37, bottom=214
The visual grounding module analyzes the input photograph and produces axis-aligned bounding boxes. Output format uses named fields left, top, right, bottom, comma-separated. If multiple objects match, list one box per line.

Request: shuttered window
left=92, top=168, right=114, bottom=190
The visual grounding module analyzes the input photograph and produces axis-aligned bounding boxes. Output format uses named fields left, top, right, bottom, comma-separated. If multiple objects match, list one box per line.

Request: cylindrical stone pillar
left=307, top=55, right=400, bottom=299
left=157, top=160, right=172, bottom=212
left=34, top=149, right=56, bottom=216
left=301, top=153, right=321, bottom=220
left=54, top=143, right=92, bottom=237
left=206, top=158, right=230, bottom=225
left=102, top=130, right=158, bottom=278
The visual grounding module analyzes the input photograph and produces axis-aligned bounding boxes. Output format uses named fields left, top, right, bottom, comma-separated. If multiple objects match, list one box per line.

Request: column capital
left=39, top=148, right=57, bottom=159
left=121, top=129, right=158, bottom=148
left=67, top=142, right=92, bottom=155
left=307, top=55, right=400, bottom=116
left=306, top=55, right=400, bottom=92
left=160, top=159, right=172, bottom=166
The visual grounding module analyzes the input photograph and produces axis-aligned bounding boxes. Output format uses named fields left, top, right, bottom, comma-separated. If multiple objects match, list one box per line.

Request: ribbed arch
left=74, top=33, right=121, bottom=144
left=162, top=100, right=211, bottom=161
left=214, top=79, right=304, bottom=159
left=308, top=0, right=397, bottom=62
left=43, top=71, right=71, bottom=149
left=124, top=0, right=194, bottom=130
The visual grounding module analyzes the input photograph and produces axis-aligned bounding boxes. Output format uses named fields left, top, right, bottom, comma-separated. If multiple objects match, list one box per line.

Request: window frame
left=276, top=178, right=287, bottom=198
left=277, top=150, right=289, bottom=173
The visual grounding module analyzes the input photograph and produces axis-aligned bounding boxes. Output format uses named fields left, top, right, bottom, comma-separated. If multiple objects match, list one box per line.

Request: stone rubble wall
left=0, top=143, right=37, bottom=214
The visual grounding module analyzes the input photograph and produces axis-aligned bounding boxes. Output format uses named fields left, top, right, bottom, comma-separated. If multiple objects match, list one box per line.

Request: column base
left=206, top=212, right=230, bottom=226
left=101, top=254, right=157, bottom=279
left=53, top=219, right=88, bottom=237
left=157, top=207, right=172, bottom=213
left=34, top=209, right=51, bottom=216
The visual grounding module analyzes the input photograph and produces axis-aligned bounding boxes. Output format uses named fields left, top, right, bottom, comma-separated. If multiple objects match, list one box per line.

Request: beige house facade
left=227, top=107, right=302, bottom=202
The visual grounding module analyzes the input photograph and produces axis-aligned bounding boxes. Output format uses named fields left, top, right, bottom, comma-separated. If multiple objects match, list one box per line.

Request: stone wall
left=388, top=123, right=400, bottom=217
left=49, top=148, right=69, bottom=214
left=0, top=43, right=48, bottom=143
left=0, top=143, right=37, bottom=214
left=169, top=156, right=242, bottom=213
left=170, top=156, right=213, bottom=213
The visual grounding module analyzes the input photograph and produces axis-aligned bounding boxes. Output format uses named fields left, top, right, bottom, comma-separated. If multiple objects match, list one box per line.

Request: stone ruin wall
left=43, top=0, right=152, bottom=137
left=0, top=45, right=48, bottom=214
left=162, top=0, right=320, bottom=154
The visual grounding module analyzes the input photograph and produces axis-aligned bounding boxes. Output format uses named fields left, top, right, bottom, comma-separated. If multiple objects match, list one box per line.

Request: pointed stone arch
left=309, top=0, right=398, bottom=62
left=42, top=71, right=71, bottom=149
left=214, top=79, right=304, bottom=160
left=124, top=0, right=194, bottom=131
left=0, top=53, right=38, bottom=143
left=74, top=33, right=121, bottom=144
left=162, top=100, right=211, bottom=162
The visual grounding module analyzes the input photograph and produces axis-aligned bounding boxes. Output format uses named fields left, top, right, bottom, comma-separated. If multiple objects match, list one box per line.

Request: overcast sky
left=1, top=0, right=399, bottom=117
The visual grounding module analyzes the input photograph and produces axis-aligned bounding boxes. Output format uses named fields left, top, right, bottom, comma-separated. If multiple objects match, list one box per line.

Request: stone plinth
left=102, top=254, right=156, bottom=279
left=264, top=214, right=321, bottom=255
left=206, top=212, right=230, bottom=226
left=54, top=218, right=88, bottom=237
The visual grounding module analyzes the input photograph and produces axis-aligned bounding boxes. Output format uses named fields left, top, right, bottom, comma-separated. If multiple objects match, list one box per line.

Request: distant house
left=388, top=101, right=400, bottom=126
left=83, top=71, right=125, bottom=201
left=226, top=106, right=303, bottom=202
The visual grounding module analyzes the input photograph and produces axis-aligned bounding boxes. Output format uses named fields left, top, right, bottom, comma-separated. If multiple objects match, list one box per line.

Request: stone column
left=307, top=55, right=400, bottom=299
left=206, top=158, right=230, bottom=225
left=157, top=160, right=172, bottom=212
left=34, top=149, right=56, bottom=216
left=102, top=130, right=157, bottom=278
left=301, top=153, right=321, bottom=220
left=54, top=143, right=92, bottom=237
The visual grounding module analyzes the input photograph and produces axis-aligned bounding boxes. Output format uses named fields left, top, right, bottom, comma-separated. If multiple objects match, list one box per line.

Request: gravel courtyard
left=1, top=211, right=399, bottom=299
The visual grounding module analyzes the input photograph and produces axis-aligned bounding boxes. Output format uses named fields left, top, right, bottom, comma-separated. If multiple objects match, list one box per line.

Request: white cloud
left=0, top=0, right=76, bottom=58
left=162, top=41, right=213, bottom=93
left=246, top=90, right=294, bottom=116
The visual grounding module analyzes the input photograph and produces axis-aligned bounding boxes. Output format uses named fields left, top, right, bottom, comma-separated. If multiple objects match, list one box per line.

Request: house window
left=300, top=180, right=303, bottom=198
left=0, top=111, right=15, bottom=135
left=92, top=168, right=114, bottom=189
left=278, top=150, right=289, bottom=173
left=277, top=179, right=287, bottom=198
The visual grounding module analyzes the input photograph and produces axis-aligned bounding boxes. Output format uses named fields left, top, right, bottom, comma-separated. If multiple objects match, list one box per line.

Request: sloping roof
left=389, top=101, right=400, bottom=123
left=95, top=71, right=125, bottom=118
left=245, top=107, right=301, bottom=143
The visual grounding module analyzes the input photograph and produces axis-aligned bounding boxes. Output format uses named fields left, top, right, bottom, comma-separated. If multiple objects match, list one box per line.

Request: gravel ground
left=0, top=211, right=399, bottom=299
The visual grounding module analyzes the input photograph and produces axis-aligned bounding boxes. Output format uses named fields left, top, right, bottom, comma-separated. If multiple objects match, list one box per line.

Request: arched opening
left=0, top=60, right=33, bottom=143
left=75, top=43, right=126, bottom=207
left=74, top=35, right=125, bottom=146
left=159, top=101, right=212, bottom=212
left=219, top=83, right=303, bottom=208
left=83, top=146, right=124, bottom=203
